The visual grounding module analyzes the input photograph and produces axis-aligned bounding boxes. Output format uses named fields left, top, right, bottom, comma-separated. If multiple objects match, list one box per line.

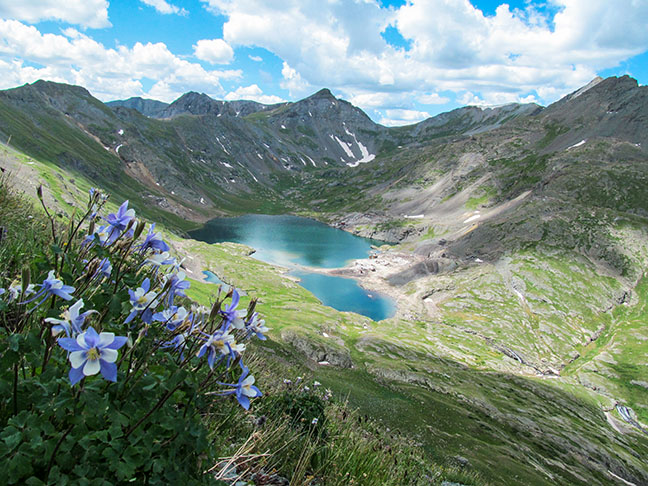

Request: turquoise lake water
left=190, top=215, right=395, bottom=320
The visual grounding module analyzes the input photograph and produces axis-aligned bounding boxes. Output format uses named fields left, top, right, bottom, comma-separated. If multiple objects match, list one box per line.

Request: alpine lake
left=189, top=214, right=396, bottom=321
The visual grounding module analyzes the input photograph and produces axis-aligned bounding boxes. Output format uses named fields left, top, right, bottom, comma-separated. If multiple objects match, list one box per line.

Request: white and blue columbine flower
left=196, top=330, right=245, bottom=369
left=45, top=299, right=96, bottom=337
left=3, top=282, right=35, bottom=302
left=57, top=326, right=128, bottom=385
left=94, top=257, right=112, bottom=279
left=245, top=312, right=270, bottom=340
left=152, top=305, right=189, bottom=331
left=22, top=270, right=74, bottom=308
left=104, top=200, right=136, bottom=245
left=145, top=251, right=175, bottom=268
left=162, top=271, right=190, bottom=307
left=220, top=289, right=245, bottom=331
left=125, top=278, right=158, bottom=324
left=216, top=365, right=262, bottom=410
left=139, top=223, right=170, bottom=254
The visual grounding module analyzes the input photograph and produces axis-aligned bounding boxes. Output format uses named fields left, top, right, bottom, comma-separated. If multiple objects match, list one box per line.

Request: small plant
left=0, top=186, right=267, bottom=484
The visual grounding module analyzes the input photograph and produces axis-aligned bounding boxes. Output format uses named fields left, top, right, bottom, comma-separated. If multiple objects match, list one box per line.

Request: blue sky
left=0, top=0, right=646, bottom=125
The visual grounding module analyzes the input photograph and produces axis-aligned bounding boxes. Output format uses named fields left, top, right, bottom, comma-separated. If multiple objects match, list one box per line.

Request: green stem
left=12, top=363, right=18, bottom=416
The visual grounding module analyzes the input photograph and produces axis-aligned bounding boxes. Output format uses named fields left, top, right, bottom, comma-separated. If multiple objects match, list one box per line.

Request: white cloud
left=280, top=61, right=311, bottom=97
left=248, top=54, right=262, bottom=62
left=193, top=39, right=234, bottom=64
left=418, top=93, right=450, bottom=105
left=0, top=0, right=110, bottom=28
left=139, top=0, right=188, bottom=16
left=203, top=0, right=648, bottom=112
left=224, top=84, right=284, bottom=104
left=0, top=19, right=241, bottom=102
left=379, top=108, right=431, bottom=127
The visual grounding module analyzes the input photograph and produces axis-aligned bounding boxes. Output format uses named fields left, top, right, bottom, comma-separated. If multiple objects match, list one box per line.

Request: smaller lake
left=190, top=215, right=396, bottom=321
left=292, top=271, right=395, bottom=321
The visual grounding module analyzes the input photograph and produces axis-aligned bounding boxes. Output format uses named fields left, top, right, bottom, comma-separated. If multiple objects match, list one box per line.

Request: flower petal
left=98, top=332, right=115, bottom=348
left=69, top=351, right=87, bottom=369
left=83, top=358, right=100, bottom=376
left=100, top=361, right=118, bottom=382
left=58, top=337, right=83, bottom=352
left=100, top=348, right=118, bottom=363
left=69, top=366, right=85, bottom=385
left=236, top=394, right=250, bottom=410
left=84, top=327, right=100, bottom=348
left=105, top=336, right=128, bottom=350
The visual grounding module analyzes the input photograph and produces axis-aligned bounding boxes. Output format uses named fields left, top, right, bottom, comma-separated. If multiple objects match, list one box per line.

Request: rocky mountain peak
left=158, top=91, right=223, bottom=118
left=308, top=88, right=336, bottom=100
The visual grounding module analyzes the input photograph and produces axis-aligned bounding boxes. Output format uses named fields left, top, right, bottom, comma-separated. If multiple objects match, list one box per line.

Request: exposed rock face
left=281, top=330, right=353, bottom=368
left=387, top=258, right=457, bottom=286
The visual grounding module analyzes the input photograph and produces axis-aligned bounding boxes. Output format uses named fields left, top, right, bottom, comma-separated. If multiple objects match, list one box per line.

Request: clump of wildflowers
left=0, top=186, right=269, bottom=484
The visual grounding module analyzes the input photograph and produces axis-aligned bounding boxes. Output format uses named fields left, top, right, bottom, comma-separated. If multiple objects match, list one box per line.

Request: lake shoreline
left=174, top=232, right=421, bottom=322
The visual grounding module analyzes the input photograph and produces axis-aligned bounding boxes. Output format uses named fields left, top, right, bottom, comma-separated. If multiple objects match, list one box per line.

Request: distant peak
left=309, top=88, right=335, bottom=100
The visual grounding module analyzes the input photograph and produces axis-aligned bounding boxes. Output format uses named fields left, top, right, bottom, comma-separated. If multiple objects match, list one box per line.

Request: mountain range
left=0, top=75, right=647, bottom=486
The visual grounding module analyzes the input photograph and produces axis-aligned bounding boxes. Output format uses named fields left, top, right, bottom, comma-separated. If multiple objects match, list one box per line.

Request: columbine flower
left=311, top=418, right=319, bottom=425
left=5, top=282, right=34, bottom=302
left=95, top=257, right=112, bottom=279
left=22, top=271, right=74, bottom=308
left=139, top=223, right=170, bottom=253
left=152, top=305, right=189, bottom=331
left=104, top=200, right=135, bottom=244
left=221, top=289, right=245, bottom=331
left=245, top=312, right=270, bottom=340
left=161, top=333, right=189, bottom=360
left=83, top=224, right=111, bottom=247
left=215, top=365, right=262, bottom=410
left=313, top=381, right=321, bottom=388
left=57, top=326, right=127, bottom=385
left=162, top=271, right=191, bottom=307
left=45, top=299, right=96, bottom=337
left=125, top=278, right=157, bottom=324
left=197, top=330, right=244, bottom=369
left=145, top=251, right=175, bottom=268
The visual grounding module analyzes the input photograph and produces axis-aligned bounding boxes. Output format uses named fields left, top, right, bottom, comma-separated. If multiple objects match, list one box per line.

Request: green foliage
left=263, top=388, right=327, bottom=435
left=0, top=186, right=263, bottom=484
left=0, top=175, right=51, bottom=279
left=0, top=326, right=214, bottom=484
left=465, top=186, right=496, bottom=210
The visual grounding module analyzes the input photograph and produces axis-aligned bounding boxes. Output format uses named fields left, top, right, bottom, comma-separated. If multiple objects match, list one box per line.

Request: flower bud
left=133, top=219, right=146, bottom=240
